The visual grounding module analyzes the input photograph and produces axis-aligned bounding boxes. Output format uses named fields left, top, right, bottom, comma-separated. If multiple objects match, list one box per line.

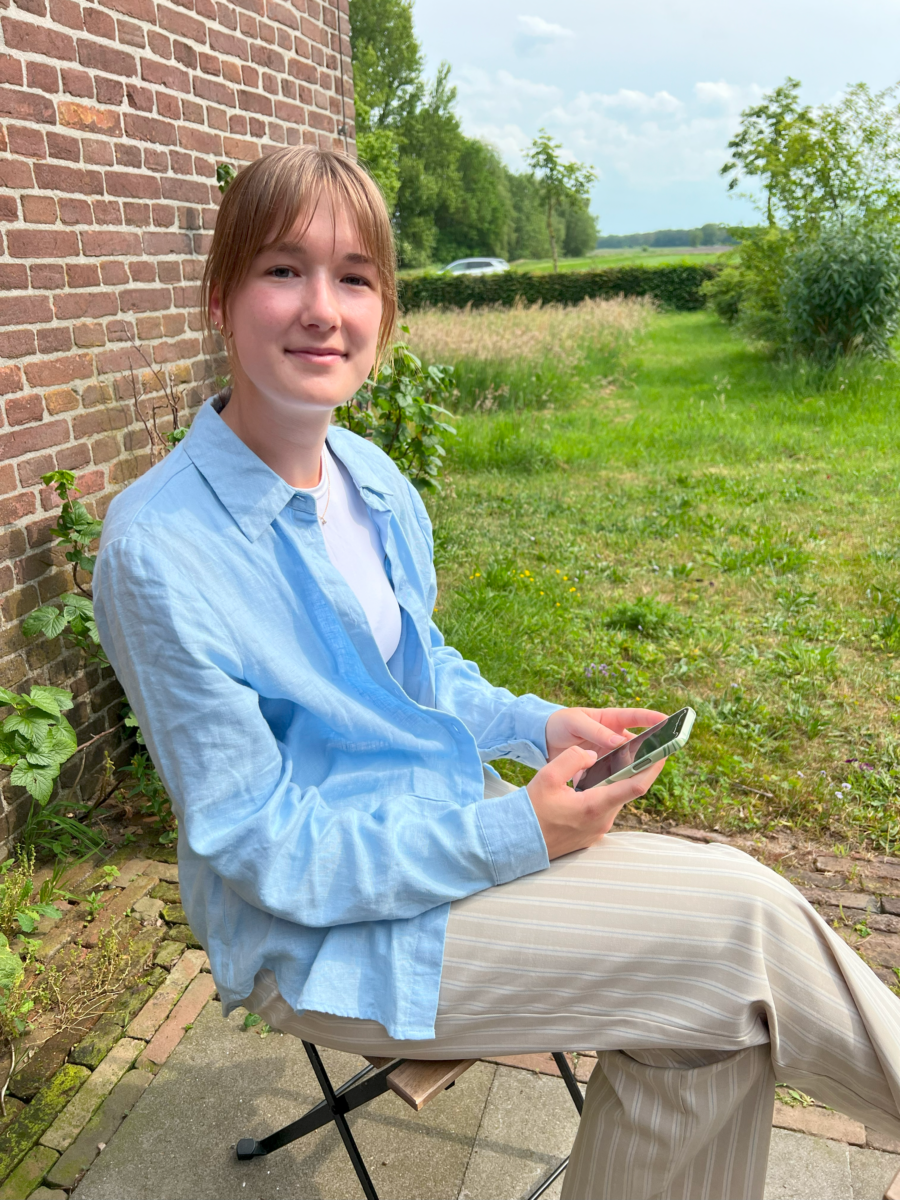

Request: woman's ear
left=209, top=285, right=224, bottom=334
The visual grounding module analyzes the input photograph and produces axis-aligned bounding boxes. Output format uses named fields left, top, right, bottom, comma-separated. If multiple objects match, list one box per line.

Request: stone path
left=4, top=823, right=900, bottom=1199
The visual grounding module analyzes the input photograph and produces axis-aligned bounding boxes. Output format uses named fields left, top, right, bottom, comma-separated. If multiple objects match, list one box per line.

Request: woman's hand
left=529, top=707, right=669, bottom=860
left=527, top=746, right=666, bottom=860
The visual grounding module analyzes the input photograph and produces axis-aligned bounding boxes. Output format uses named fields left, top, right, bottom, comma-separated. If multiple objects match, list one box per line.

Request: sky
left=412, top=0, right=900, bottom=234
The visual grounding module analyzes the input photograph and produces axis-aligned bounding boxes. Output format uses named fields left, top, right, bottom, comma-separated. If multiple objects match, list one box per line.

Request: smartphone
left=574, top=707, right=696, bottom=791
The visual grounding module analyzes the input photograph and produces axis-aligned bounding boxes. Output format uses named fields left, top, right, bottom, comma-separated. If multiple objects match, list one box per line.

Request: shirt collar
left=184, top=396, right=393, bottom=542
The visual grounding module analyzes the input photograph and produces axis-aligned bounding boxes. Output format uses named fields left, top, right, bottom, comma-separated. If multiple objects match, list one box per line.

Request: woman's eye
left=269, top=266, right=295, bottom=279
left=343, top=273, right=371, bottom=288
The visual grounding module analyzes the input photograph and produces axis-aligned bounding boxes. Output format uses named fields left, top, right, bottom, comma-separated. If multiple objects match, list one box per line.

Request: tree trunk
left=547, top=198, right=558, bottom=272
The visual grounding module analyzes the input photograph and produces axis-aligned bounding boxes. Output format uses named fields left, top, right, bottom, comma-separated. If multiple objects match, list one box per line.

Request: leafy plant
left=526, top=128, right=597, bottom=273
left=782, top=222, right=900, bottom=362
left=0, top=850, right=62, bottom=940
left=0, top=686, right=78, bottom=804
left=336, top=335, right=456, bottom=489
left=123, top=752, right=177, bottom=843
left=216, top=161, right=237, bottom=193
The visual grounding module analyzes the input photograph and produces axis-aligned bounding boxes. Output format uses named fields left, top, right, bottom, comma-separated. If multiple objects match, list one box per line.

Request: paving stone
left=791, top=871, right=846, bottom=889
left=867, top=914, right=900, bottom=934
left=41, top=1039, right=142, bottom=1153
left=0, top=1102, right=25, bottom=1138
left=459, top=1064, right=580, bottom=1200
left=0, top=1065, right=89, bottom=1184
left=484, top=1052, right=596, bottom=1084
left=859, top=934, right=900, bottom=970
left=29, top=1189, right=68, bottom=1199
left=126, top=951, right=205, bottom=1041
left=34, top=910, right=87, bottom=963
left=144, top=846, right=177, bottom=866
left=163, top=924, right=202, bottom=949
left=46, top=1070, right=153, bottom=1189
left=764, top=1128, right=851, bottom=1199
left=669, top=825, right=731, bottom=844
left=867, top=1126, right=900, bottom=1154
left=773, top=1101, right=866, bottom=1145
left=153, top=940, right=184, bottom=970
left=0, top=1143, right=58, bottom=1200
left=149, top=883, right=180, bottom=903
left=136, top=974, right=217, bottom=1070
left=883, top=897, right=900, bottom=916
left=799, top=889, right=878, bottom=911
left=71, top=1002, right=494, bottom=1200
left=8, top=1022, right=100, bottom=1103
left=148, top=862, right=179, bottom=883
left=131, top=897, right=164, bottom=925
left=104, top=860, right=154, bottom=889
left=126, top=927, right=167, bottom=969
left=849, top=1145, right=900, bottom=1199
left=161, top=903, right=188, bottom=925
left=69, top=970, right=167, bottom=1069
left=82, top=876, right=158, bottom=949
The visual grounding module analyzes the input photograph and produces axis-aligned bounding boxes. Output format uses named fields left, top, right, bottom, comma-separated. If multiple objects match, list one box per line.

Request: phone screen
left=575, top=708, right=690, bottom=791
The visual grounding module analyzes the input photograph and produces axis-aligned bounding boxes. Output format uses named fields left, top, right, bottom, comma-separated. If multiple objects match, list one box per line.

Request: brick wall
left=0, top=0, right=355, bottom=846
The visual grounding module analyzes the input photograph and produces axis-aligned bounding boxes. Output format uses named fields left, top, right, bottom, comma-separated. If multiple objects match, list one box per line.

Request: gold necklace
left=318, top=452, right=332, bottom=526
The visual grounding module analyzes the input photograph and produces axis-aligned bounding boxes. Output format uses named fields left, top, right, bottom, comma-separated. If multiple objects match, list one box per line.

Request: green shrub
left=782, top=223, right=900, bottom=361
left=700, top=227, right=793, bottom=346
left=399, top=264, right=720, bottom=313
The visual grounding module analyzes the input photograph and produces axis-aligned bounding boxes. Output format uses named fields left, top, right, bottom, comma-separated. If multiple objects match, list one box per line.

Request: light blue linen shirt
left=94, top=397, right=557, bottom=1040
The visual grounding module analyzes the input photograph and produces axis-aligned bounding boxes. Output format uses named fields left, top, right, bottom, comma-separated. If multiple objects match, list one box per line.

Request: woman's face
left=211, top=201, right=382, bottom=416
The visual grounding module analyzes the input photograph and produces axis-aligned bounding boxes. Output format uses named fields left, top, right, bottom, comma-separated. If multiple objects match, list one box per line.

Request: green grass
left=398, top=246, right=732, bottom=278
left=426, top=312, right=900, bottom=850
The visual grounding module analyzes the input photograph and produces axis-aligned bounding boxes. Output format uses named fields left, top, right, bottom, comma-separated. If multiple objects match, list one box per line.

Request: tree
left=526, top=129, right=597, bottom=271
left=348, top=0, right=421, bottom=129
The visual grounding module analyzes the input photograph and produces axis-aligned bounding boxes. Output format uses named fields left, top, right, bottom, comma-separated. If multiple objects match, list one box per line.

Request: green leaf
left=30, top=903, right=62, bottom=921
left=10, top=762, right=56, bottom=803
left=0, top=943, right=23, bottom=994
left=243, top=1012, right=262, bottom=1029
left=22, top=606, right=70, bottom=640
left=3, top=712, right=52, bottom=745
left=0, top=688, right=21, bottom=711
left=15, top=912, right=36, bottom=933
left=30, top=686, right=74, bottom=716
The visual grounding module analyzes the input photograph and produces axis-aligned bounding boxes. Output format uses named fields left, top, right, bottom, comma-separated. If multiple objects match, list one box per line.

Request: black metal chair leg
left=303, top=1042, right=380, bottom=1200
left=552, top=1051, right=585, bottom=1115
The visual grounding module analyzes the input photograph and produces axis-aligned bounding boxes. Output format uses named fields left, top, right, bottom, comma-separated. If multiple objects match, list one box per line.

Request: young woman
left=94, top=147, right=900, bottom=1200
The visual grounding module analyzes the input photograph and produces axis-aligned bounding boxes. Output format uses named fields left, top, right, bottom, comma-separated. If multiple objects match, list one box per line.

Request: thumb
left=541, top=745, right=598, bottom=789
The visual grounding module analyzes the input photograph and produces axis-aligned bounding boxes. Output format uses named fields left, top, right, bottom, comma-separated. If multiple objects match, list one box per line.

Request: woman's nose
left=297, top=272, right=340, bottom=330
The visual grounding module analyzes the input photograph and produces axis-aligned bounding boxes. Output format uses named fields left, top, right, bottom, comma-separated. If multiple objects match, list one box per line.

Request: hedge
left=398, top=263, right=722, bottom=313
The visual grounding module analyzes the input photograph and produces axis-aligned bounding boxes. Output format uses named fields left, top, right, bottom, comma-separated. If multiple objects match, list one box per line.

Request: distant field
left=398, top=245, right=733, bottom=279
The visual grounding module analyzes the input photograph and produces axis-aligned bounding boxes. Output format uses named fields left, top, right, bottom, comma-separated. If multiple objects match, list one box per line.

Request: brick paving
left=3, top=824, right=900, bottom=1197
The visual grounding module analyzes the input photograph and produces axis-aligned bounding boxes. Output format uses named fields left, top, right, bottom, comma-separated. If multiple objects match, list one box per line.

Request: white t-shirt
left=302, top=444, right=403, bottom=662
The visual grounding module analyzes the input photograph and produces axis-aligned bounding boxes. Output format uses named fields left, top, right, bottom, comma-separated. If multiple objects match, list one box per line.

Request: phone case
left=595, top=707, right=696, bottom=787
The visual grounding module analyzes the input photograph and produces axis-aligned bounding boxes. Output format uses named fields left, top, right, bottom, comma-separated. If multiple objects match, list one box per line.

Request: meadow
left=413, top=307, right=900, bottom=851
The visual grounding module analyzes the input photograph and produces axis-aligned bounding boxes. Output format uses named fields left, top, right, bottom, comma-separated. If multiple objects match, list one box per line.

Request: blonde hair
left=201, top=146, right=397, bottom=373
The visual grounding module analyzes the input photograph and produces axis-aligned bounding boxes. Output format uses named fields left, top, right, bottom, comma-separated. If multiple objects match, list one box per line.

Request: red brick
left=0, top=366, right=24, bottom=396
left=77, top=38, right=137, bottom=77
left=24, top=354, right=93, bottom=387
left=156, top=91, right=181, bottom=120
left=0, top=86, right=56, bottom=126
left=53, top=292, right=116, bottom=324
left=61, top=67, right=94, bottom=98
left=221, top=59, right=241, bottom=84
left=63, top=267, right=98, bottom=296
left=83, top=6, right=116, bottom=39
left=250, top=43, right=284, bottom=71
left=307, top=107, right=334, bottom=132
left=266, top=0, right=298, bottom=28
left=73, top=407, right=127, bottom=438
left=0, top=491, right=38, bottom=525
left=141, top=58, right=190, bottom=92
left=153, top=335, right=199, bottom=362
left=21, top=194, right=58, bottom=223
left=105, top=317, right=136, bottom=340
left=0, top=419, right=70, bottom=463
left=147, top=29, right=172, bottom=58
left=119, top=286, right=171, bottom=313
left=168, top=147, right=191, bottom=173
left=55, top=442, right=91, bottom=469
left=144, top=147, right=169, bottom=172
left=246, top=114, right=264, bottom=137
left=123, top=112, right=178, bottom=144
left=44, top=387, right=80, bottom=414
left=222, top=134, right=258, bottom=160
left=161, top=176, right=210, bottom=202
left=173, top=39, right=199, bottom=69
left=274, top=98, right=303, bottom=124
left=37, top=326, right=73, bottom=353
left=72, top=321, right=106, bottom=347
left=46, top=130, right=81, bottom=161
left=209, top=26, right=249, bottom=59
left=33, top=162, right=105, bottom=195
left=241, top=63, right=259, bottom=86
left=48, top=0, right=83, bottom=28
left=101, top=0, right=157, bottom=21
left=9, top=125, right=47, bottom=159
left=118, top=18, right=146, bottom=47
left=198, top=50, right=220, bottom=75
left=84, top=139, right=115, bottom=166
left=26, top=61, right=60, bottom=93
left=158, top=2, right=206, bottom=41
left=116, top=141, right=142, bottom=167
left=129, top=259, right=156, bottom=282
left=0, top=55, right=24, bottom=86
left=6, top=392, right=43, bottom=423
left=58, top=100, right=123, bottom=136
left=1, top=17, right=76, bottom=61
left=104, top=170, right=162, bottom=199
left=0, top=329, right=36, bottom=357
left=0, top=463, right=17, bottom=495
left=30, top=263, right=66, bottom=289
left=125, top=81, right=154, bottom=111
left=142, top=230, right=192, bottom=254
left=100, top=260, right=130, bottom=284
left=58, top=197, right=94, bottom=226
left=18, top=453, right=57, bottom=488
left=229, top=111, right=248, bottom=134
left=6, top=228, right=79, bottom=258
left=239, top=12, right=258, bottom=38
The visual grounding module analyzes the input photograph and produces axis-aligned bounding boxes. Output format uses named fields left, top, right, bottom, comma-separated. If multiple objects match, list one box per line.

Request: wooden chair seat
left=364, top=1056, right=476, bottom=1111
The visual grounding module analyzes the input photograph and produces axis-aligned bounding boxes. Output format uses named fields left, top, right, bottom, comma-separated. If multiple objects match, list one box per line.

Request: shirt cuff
left=511, top=693, right=563, bottom=760
left=475, top=783, right=550, bottom=886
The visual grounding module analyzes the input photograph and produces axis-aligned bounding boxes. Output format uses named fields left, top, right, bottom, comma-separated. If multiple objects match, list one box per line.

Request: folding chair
left=236, top=1042, right=585, bottom=1200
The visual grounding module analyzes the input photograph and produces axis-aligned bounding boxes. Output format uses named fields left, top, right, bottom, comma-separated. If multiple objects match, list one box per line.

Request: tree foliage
left=348, top=0, right=599, bottom=267
left=526, top=129, right=597, bottom=272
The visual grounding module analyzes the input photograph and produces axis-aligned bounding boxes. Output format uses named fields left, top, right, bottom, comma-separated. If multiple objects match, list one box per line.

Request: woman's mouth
left=286, top=347, right=345, bottom=364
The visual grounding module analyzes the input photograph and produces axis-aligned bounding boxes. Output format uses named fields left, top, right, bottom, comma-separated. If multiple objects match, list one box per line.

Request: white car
left=442, top=257, right=509, bottom=275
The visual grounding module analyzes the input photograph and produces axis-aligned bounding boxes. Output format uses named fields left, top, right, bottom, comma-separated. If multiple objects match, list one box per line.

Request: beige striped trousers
left=242, top=778, right=900, bottom=1200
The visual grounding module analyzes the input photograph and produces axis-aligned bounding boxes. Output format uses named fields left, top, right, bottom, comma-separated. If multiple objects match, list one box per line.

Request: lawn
left=420, top=310, right=900, bottom=851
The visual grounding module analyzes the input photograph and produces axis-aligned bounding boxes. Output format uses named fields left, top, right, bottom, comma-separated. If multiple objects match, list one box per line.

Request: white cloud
left=517, top=15, right=573, bottom=39
left=694, top=80, right=764, bottom=112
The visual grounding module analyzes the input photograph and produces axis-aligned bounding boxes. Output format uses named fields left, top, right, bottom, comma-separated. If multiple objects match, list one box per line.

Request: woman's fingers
left=540, top=744, right=598, bottom=789
left=595, top=708, right=668, bottom=735
left=587, top=756, right=667, bottom=804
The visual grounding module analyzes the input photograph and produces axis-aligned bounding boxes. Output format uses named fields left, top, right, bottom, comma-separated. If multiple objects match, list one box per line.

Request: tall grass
left=404, top=296, right=654, bottom=411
